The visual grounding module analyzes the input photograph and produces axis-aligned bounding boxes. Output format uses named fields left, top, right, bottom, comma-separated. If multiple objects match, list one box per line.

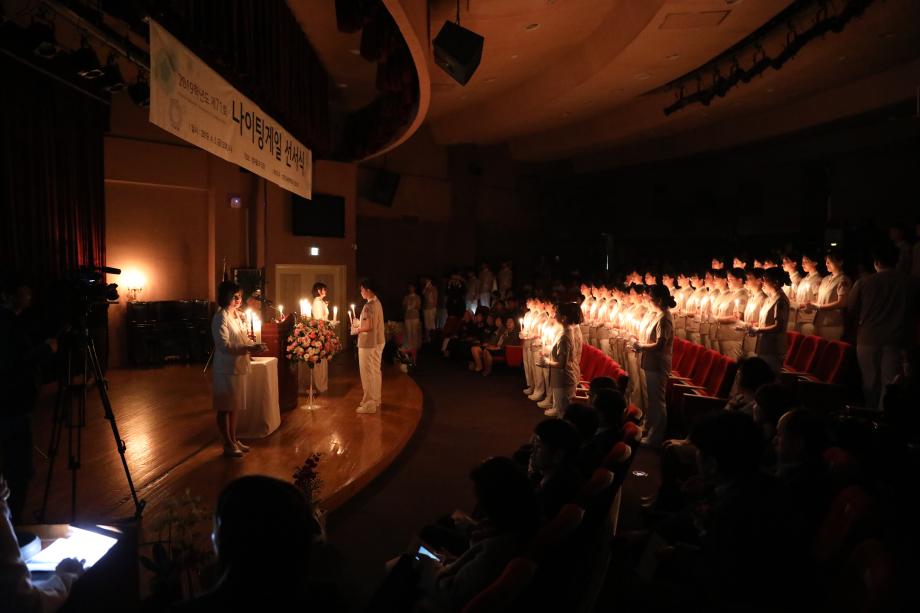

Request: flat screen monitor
left=292, top=193, right=345, bottom=238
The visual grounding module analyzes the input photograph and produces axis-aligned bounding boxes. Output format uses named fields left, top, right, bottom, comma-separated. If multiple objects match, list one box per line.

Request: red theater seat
left=796, top=340, right=850, bottom=384
left=503, top=345, right=523, bottom=367
left=785, top=335, right=826, bottom=374
left=784, top=331, right=804, bottom=368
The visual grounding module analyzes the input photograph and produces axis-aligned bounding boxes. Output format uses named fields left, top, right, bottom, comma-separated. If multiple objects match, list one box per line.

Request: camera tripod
left=38, top=324, right=146, bottom=523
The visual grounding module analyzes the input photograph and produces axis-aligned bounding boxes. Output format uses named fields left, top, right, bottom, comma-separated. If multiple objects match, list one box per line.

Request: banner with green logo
left=149, top=19, right=312, bottom=198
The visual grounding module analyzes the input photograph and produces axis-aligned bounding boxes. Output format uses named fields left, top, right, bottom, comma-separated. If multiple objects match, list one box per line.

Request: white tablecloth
left=237, top=357, right=281, bottom=438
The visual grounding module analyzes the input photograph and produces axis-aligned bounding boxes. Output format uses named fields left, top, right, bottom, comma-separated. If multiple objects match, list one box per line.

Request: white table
left=238, top=357, right=281, bottom=438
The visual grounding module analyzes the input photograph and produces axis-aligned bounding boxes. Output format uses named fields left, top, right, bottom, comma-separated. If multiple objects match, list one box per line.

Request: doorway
left=275, top=264, right=347, bottom=321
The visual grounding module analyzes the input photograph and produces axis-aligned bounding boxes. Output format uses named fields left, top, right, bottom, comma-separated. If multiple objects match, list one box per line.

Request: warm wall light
left=309, top=246, right=320, bottom=256
left=122, top=269, right=146, bottom=301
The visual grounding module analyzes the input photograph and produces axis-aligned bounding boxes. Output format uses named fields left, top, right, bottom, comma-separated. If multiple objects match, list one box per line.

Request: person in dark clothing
left=0, top=272, right=58, bottom=524
left=529, top=419, right=584, bottom=521
left=576, top=388, right=626, bottom=476
left=445, top=272, right=466, bottom=318
left=171, top=475, right=323, bottom=612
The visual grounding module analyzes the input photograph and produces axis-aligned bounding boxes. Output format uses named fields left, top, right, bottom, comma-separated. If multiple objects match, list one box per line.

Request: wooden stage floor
left=22, top=357, right=423, bottom=527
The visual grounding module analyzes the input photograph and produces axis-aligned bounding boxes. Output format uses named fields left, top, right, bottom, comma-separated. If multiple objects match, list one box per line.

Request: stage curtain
left=0, top=51, right=108, bottom=289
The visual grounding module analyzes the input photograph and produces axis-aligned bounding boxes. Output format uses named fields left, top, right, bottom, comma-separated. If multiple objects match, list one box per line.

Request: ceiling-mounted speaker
left=433, top=20, right=483, bottom=86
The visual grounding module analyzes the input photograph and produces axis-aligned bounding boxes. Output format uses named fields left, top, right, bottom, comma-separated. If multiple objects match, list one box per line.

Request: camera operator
left=0, top=272, right=58, bottom=524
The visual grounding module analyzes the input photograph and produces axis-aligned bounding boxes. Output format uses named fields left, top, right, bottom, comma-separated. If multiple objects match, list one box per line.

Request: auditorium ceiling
left=298, top=0, right=920, bottom=167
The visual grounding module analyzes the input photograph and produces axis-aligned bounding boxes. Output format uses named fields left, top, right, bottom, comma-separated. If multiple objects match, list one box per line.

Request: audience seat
left=460, top=557, right=538, bottom=613
left=813, top=485, right=876, bottom=564
left=671, top=355, right=737, bottom=432
left=830, top=538, right=895, bottom=613
left=784, top=331, right=804, bottom=368
left=672, top=341, right=702, bottom=379
left=503, top=344, right=523, bottom=367
left=784, top=334, right=827, bottom=375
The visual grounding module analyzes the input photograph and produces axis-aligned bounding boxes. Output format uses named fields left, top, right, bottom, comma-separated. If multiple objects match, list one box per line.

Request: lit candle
left=300, top=298, right=309, bottom=318
left=253, top=314, right=262, bottom=344
left=278, top=304, right=283, bottom=321
left=247, top=309, right=254, bottom=337
left=333, top=305, right=338, bottom=323
left=734, top=299, right=740, bottom=317
left=350, top=303, right=356, bottom=323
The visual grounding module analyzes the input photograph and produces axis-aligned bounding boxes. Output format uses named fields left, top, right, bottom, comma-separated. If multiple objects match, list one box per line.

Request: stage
left=22, top=356, right=423, bottom=527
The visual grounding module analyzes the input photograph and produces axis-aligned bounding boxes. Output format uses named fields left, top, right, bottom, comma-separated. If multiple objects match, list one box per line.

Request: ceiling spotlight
left=100, top=56, right=126, bottom=93
left=634, top=73, right=651, bottom=80
left=665, top=53, right=680, bottom=60
left=71, top=43, right=104, bottom=79
left=524, top=23, right=541, bottom=31
left=484, top=77, right=497, bottom=83
left=28, top=18, right=60, bottom=59
left=128, top=75, right=150, bottom=107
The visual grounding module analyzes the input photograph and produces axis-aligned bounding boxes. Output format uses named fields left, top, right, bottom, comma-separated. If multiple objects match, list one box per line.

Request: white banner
left=148, top=20, right=312, bottom=198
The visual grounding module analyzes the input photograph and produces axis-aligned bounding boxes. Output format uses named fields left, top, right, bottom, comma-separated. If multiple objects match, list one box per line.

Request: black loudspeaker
left=433, top=21, right=484, bottom=86
left=363, top=169, right=400, bottom=207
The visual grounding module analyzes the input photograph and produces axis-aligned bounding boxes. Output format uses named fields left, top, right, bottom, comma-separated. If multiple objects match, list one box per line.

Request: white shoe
left=537, top=399, right=553, bottom=410
left=356, top=405, right=378, bottom=414
left=223, top=444, right=243, bottom=458
left=523, top=388, right=534, bottom=396
left=543, top=408, right=559, bottom=417
left=528, top=392, right=544, bottom=401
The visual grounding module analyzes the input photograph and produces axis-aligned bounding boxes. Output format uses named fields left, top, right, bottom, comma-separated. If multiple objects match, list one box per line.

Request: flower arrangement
left=286, top=318, right=341, bottom=366
left=292, top=452, right=324, bottom=502
left=384, top=320, right=404, bottom=343
left=293, top=452, right=327, bottom=543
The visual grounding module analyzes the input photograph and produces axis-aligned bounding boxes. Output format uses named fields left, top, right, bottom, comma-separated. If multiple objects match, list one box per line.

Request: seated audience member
left=725, top=356, right=776, bottom=415
left=563, top=402, right=600, bottom=445
left=1, top=476, right=84, bottom=613
left=587, top=375, right=619, bottom=404
left=414, top=457, right=539, bottom=612
left=576, top=388, right=627, bottom=476
left=441, top=309, right=473, bottom=357
left=655, top=412, right=782, bottom=608
left=471, top=316, right=516, bottom=376
left=529, top=419, right=585, bottom=521
left=772, top=409, right=833, bottom=606
left=172, top=475, right=321, bottom=612
left=883, top=347, right=920, bottom=436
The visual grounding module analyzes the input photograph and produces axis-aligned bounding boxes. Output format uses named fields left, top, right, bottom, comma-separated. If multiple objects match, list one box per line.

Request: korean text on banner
left=148, top=19, right=312, bottom=198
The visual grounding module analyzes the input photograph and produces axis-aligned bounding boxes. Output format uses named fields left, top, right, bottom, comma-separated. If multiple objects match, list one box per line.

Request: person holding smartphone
left=212, top=281, right=266, bottom=458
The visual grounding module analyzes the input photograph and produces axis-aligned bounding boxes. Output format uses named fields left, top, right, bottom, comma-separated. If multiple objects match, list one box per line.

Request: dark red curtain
left=0, top=52, right=108, bottom=288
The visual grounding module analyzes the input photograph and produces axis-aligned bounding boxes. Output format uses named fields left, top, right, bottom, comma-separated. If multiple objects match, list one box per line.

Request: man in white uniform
left=421, top=277, right=438, bottom=342
left=353, top=279, right=385, bottom=414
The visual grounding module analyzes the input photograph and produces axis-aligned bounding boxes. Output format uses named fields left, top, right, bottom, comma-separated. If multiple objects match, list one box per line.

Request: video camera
left=63, top=265, right=121, bottom=305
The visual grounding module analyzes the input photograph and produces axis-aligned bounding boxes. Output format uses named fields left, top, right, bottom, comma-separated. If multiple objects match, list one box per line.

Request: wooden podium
left=253, top=315, right=298, bottom=411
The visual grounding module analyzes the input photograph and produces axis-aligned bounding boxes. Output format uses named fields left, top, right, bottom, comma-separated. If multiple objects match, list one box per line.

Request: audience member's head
left=690, top=412, right=763, bottom=483
left=593, top=388, right=627, bottom=429
left=563, top=403, right=599, bottom=443
left=471, top=457, right=539, bottom=533
left=871, top=241, right=899, bottom=271
left=212, top=475, right=320, bottom=580
left=753, top=383, right=797, bottom=440
left=774, top=409, right=828, bottom=467
left=588, top=376, right=617, bottom=404
left=737, top=357, right=777, bottom=395
left=531, top=419, right=581, bottom=474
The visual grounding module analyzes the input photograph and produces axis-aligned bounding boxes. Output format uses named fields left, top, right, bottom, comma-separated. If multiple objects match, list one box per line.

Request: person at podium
left=212, top=281, right=265, bottom=458
left=310, top=282, right=330, bottom=394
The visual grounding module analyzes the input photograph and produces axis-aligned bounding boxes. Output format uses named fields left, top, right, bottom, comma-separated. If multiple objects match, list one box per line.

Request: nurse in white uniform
left=309, top=282, right=331, bottom=393
left=811, top=250, right=851, bottom=341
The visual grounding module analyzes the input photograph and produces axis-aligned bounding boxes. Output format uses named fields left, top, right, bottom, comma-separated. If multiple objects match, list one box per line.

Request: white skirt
left=213, top=373, right=247, bottom=412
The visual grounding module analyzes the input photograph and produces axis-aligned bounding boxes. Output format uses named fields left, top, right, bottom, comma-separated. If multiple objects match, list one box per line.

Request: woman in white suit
left=310, top=282, right=331, bottom=393
left=212, top=281, right=263, bottom=458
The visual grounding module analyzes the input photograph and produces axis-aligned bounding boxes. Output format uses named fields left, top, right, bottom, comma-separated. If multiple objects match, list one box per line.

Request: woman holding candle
left=631, top=285, right=675, bottom=447
left=794, top=253, right=825, bottom=336
left=212, top=281, right=264, bottom=458
left=715, top=268, right=749, bottom=359
left=353, top=279, right=385, bottom=414
left=810, top=249, right=851, bottom=341
left=541, top=302, right=583, bottom=417
left=740, top=268, right=767, bottom=357
left=309, top=282, right=331, bottom=394
left=751, top=268, right=792, bottom=376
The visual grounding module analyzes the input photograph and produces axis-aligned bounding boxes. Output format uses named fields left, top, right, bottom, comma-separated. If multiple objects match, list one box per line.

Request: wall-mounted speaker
left=433, top=21, right=484, bottom=86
